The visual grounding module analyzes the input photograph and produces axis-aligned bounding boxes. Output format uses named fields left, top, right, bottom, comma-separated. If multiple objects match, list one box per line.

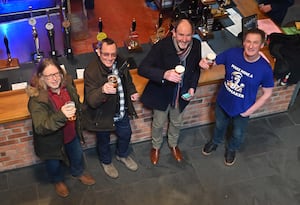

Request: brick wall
left=0, top=83, right=295, bottom=172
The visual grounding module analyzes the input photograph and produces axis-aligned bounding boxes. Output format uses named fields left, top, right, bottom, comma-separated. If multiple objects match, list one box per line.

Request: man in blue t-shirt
left=199, top=28, right=274, bottom=166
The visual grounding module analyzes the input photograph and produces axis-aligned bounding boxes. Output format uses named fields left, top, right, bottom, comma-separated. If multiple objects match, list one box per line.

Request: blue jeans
left=45, top=137, right=84, bottom=183
left=96, top=115, right=132, bottom=164
left=212, top=103, right=249, bottom=152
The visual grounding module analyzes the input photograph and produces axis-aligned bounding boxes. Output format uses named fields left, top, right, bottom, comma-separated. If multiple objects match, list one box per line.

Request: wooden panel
left=0, top=89, right=30, bottom=124
left=234, top=0, right=268, bottom=19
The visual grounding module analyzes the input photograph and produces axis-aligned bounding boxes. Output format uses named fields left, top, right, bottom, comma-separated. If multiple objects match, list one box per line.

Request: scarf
left=171, top=37, right=193, bottom=108
left=112, top=63, right=125, bottom=122
left=172, top=36, right=193, bottom=63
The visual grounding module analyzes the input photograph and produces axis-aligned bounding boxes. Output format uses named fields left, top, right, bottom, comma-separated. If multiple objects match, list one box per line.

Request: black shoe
left=224, top=150, right=236, bottom=166
left=202, top=141, right=218, bottom=156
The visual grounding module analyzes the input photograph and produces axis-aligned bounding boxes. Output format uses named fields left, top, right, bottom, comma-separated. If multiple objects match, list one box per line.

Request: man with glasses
left=138, top=18, right=202, bottom=165
left=26, top=58, right=95, bottom=197
left=83, top=38, right=139, bottom=178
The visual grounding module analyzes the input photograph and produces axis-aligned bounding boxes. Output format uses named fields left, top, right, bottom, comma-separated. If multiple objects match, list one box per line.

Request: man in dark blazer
left=138, top=18, right=202, bottom=165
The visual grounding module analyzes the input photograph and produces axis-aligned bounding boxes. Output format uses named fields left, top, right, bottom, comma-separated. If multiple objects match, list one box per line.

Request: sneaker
left=224, top=150, right=236, bottom=166
left=202, top=141, right=218, bottom=156
left=116, top=156, right=138, bottom=171
left=101, top=163, right=119, bottom=178
left=77, top=174, right=96, bottom=185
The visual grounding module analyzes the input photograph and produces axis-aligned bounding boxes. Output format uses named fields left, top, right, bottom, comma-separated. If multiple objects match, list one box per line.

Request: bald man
left=138, top=18, right=202, bottom=165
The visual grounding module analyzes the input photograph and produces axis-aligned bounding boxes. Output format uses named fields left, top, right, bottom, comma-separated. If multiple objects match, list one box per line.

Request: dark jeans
left=45, top=137, right=84, bottom=183
left=96, top=115, right=132, bottom=164
left=212, top=103, right=250, bottom=152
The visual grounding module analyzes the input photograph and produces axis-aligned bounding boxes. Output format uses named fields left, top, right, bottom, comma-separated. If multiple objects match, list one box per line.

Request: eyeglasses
left=100, top=52, right=117, bottom=58
left=43, top=72, right=61, bottom=80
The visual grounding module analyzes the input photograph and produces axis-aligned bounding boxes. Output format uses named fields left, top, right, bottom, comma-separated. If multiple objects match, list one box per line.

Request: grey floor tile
left=0, top=184, right=38, bottom=205
left=82, top=170, right=204, bottom=205
left=288, top=94, right=300, bottom=125
left=240, top=118, right=284, bottom=157
left=178, top=126, right=208, bottom=150
left=7, top=164, right=47, bottom=189
left=245, top=149, right=287, bottom=178
left=187, top=147, right=252, bottom=190
left=0, top=173, right=8, bottom=191
left=274, top=125, right=300, bottom=148
left=295, top=192, right=300, bottom=204
left=92, top=145, right=195, bottom=193
left=266, top=113, right=295, bottom=128
left=200, top=175, right=299, bottom=205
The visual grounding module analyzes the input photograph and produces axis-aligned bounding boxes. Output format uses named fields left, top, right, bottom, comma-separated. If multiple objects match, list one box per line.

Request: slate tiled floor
left=1, top=93, right=300, bottom=205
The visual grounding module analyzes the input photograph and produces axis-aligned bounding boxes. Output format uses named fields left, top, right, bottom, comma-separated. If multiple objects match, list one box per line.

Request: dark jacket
left=258, top=0, right=294, bottom=25
left=26, top=76, right=83, bottom=163
left=268, top=32, right=300, bottom=84
left=138, top=36, right=201, bottom=112
left=82, top=54, right=138, bottom=132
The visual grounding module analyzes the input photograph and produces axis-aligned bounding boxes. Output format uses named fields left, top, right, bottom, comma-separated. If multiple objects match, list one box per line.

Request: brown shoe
left=150, top=148, right=160, bottom=165
left=77, top=174, right=96, bottom=185
left=170, top=146, right=183, bottom=162
left=55, top=182, right=69, bottom=197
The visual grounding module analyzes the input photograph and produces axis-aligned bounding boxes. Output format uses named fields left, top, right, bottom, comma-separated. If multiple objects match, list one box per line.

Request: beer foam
left=207, top=53, right=216, bottom=61
left=175, top=65, right=185, bottom=74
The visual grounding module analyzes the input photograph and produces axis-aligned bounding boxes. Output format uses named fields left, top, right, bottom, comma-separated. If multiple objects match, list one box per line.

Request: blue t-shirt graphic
left=216, top=48, right=274, bottom=117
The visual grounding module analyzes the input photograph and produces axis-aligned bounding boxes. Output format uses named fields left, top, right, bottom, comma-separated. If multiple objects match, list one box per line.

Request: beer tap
left=61, top=7, right=73, bottom=59
left=28, top=6, right=43, bottom=63
left=151, top=13, right=165, bottom=44
left=128, top=18, right=139, bottom=50
left=98, top=17, right=103, bottom=32
left=3, top=35, right=12, bottom=64
left=131, top=18, right=136, bottom=32
left=125, top=18, right=141, bottom=52
left=96, top=17, right=107, bottom=42
left=158, top=13, right=163, bottom=28
left=45, top=10, right=57, bottom=59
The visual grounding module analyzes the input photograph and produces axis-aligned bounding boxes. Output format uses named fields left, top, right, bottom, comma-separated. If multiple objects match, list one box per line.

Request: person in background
left=26, top=58, right=95, bottom=198
left=138, top=18, right=202, bottom=165
left=258, top=0, right=294, bottom=25
left=83, top=38, right=139, bottom=179
left=199, top=28, right=274, bottom=166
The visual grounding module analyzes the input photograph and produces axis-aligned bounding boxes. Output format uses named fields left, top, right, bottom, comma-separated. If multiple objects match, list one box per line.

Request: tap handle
left=131, top=18, right=136, bottom=32
left=4, top=35, right=10, bottom=55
